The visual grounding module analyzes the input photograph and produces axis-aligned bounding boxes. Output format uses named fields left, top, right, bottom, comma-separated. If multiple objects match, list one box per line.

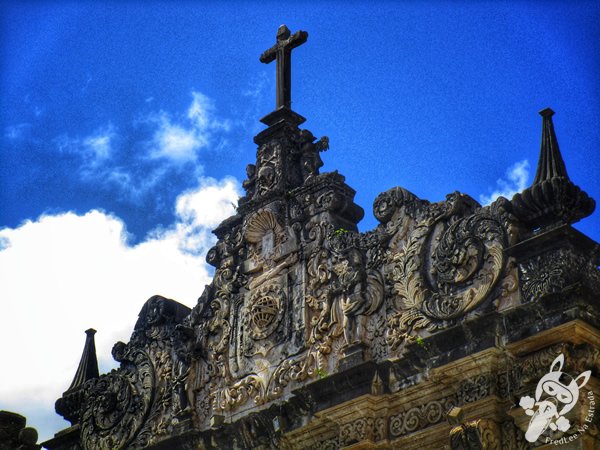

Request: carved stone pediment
left=45, top=26, right=600, bottom=450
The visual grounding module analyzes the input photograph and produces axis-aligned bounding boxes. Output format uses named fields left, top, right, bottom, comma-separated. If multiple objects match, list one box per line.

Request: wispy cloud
left=150, top=116, right=204, bottom=163
left=4, top=123, right=32, bottom=140
left=148, top=91, right=231, bottom=164
left=479, top=159, right=530, bottom=205
left=82, top=125, right=116, bottom=165
left=55, top=124, right=115, bottom=165
left=51, top=90, right=231, bottom=200
left=0, top=176, right=241, bottom=442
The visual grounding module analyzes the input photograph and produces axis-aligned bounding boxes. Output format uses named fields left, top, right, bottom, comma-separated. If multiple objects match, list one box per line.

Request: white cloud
left=479, top=159, right=530, bottom=205
left=4, top=123, right=32, bottom=140
left=82, top=125, right=115, bottom=165
left=150, top=116, right=205, bottom=163
left=188, top=91, right=231, bottom=132
left=0, top=176, right=241, bottom=442
left=83, top=129, right=113, bottom=162
left=149, top=90, right=230, bottom=164
left=50, top=90, right=231, bottom=198
left=55, top=124, right=115, bottom=171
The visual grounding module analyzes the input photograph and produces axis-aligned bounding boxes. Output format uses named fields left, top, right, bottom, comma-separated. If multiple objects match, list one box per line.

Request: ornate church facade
left=41, top=26, right=600, bottom=449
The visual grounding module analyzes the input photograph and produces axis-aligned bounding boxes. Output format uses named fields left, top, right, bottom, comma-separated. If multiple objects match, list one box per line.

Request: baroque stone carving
left=45, top=26, right=600, bottom=450
left=450, top=419, right=501, bottom=450
left=339, top=417, right=385, bottom=446
left=386, top=195, right=508, bottom=349
left=245, top=284, right=285, bottom=341
left=519, top=247, right=600, bottom=303
left=389, top=396, right=456, bottom=437
left=79, top=296, right=190, bottom=450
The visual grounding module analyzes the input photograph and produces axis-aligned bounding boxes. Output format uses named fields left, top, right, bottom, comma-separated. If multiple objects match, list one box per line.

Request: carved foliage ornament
left=387, top=196, right=508, bottom=349
left=80, top=349, right=154, bottom=450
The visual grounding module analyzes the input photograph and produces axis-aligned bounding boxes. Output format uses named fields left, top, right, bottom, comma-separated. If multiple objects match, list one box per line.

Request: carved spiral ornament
left=80, top=349, right=154, bottom=450
left=425, top=213, right=505, bottom=319
left=388, top=207, right=506, bottom=347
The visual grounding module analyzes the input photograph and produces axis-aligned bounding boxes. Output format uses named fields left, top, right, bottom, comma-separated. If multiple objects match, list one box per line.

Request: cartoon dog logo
left=519, top=354, right=591, bottom=443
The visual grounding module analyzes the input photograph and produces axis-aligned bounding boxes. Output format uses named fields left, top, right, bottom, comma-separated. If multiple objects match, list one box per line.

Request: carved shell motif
left=244, top=210, right=284, bottom=259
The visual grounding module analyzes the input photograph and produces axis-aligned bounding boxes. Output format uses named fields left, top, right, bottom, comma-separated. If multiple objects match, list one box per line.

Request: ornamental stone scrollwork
left=386, top=195, right=508, bottom=349
left=519, top=247, right=600, bottom=303
left=256, top=141, right=283, bottom=197
left=389, top=396, right=456, bottom=438
left=80, top=349, right=153, bottom=450
left=213, top=374, right=265, bottom=412
left=339, top=417, right=386, bottom=446
left=373, top=186, right=429, bottom=241
left=456, top=375, right=492, bottom=404
left=306, top=436, right=339, bottom=450
left=302, top=220, right=384, bottom=374
left=79, top=295, right=190, bottom=450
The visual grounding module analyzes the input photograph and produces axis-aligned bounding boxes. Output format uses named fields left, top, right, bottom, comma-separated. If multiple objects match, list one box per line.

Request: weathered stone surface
left=0, top=411, right=41, bottom=450
left=43, top=25, right=600, bottom=450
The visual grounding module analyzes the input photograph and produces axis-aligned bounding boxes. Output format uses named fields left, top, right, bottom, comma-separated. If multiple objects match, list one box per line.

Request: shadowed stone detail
left=511, top=108, right=595, bottom=231
left=43, top=26, right=600, bottom=450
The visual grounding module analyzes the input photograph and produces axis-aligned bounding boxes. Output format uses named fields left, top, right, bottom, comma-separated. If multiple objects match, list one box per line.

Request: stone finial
left=533, top=108, right=568, bottom=184
left=55, top=329, right=100, bottom=424
left=371, top=370, right=384, bottom=395
left=67, top=328, right=99, bottom=391
left=510, top=108, right=595, bottom=230
left=0, top=411, right=41, bottom=450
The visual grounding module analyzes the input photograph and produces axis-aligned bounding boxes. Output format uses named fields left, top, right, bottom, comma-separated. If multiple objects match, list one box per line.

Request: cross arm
left=260, top=46, right=277, bottom=64
left=287, top=30, right=308, bottom=50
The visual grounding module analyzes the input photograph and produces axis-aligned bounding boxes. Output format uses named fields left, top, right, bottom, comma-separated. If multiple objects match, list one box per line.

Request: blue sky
left=1, top=1, right=599, bottom=443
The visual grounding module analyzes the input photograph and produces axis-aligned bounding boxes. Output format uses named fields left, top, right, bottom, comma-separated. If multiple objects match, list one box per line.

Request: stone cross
left=260, top=25, right=308, bottom=110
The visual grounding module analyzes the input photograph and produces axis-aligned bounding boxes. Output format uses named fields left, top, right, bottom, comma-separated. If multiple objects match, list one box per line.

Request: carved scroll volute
left=80, top=348, right=154, bottom=450
left=387, top=197, right=508, bottom=349
left=373, top=187, right=429, bottom=242
left=424, top=211, right=506, bottom=319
